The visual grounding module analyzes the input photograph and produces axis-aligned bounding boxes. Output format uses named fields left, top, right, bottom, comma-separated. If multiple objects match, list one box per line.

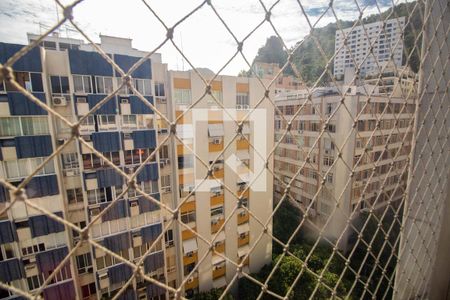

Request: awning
left=176, top=124, right=193, bottom=139
left=212, top=276, right=227, bottom=289
left=208, top=123, right=224, bottom=137
left=213, top=231, right=226, bottom=242
left=242, top=123, right=250, bottom=134
left=237, top=173, right=250, bottom=184
left=183, top=238, right=198, bottom=255
left=236, top=151, right=250, bottom=161
left=209, top=180, right=223, bottom=191
left=237, top=223, right=250, bottom=235
left=212, top=255, right=225, bottom=265
left=237, top=245, right=250, bottom=258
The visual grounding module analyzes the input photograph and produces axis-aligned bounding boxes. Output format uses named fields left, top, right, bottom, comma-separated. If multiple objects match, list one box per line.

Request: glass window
left=62, top=153, right=79, bottom=170
left=154, top=82, right=165, bottom=97
left=21, top=117, right=49, bottom=135
left=50, top=76, right=70, bottom=94
left=95, top=76, right=113, bottom=94
left=135, top=79, right=151, bottom=95
left=0, top=117, right=21, bottom=137
left=73, top=75, right=92, bottom=93
left=174, top=89, right=191, bottom=105
left=236, top=92, right=249, bottom=109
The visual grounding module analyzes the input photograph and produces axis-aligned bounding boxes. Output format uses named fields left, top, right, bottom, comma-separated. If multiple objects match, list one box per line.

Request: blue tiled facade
left=0, top=41, right=165, bottom=300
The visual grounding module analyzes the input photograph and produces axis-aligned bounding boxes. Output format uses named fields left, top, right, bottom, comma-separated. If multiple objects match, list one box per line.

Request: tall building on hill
left=0, top=33, right=273, bottom=299
left=334, top=17, right=406, bottom=77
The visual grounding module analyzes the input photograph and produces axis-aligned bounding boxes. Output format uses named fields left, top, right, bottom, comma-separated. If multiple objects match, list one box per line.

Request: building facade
left=334, top=17, right=406, bottom=77
left=166, top=70, right=274, bottom=295
left=0, top=34, right=273, bottom=299
left=273, top=86, right=415, bottom=249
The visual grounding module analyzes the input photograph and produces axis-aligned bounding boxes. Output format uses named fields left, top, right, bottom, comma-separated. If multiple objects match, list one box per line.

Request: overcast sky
left=0, top=0, right=392, bottom=75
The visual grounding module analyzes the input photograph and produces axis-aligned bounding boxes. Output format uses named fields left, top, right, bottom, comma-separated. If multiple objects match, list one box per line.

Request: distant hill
left=247, top=1, right=423, bottom=85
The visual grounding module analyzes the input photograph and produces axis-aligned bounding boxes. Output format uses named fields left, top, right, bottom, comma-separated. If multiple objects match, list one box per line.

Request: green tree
left=253, top=36, right=288, bottom=68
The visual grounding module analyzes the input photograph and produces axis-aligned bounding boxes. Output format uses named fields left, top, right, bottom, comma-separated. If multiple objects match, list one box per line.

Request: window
left=82, top=153, right=101, bottom=169
left=323, top=156, right=334, bottom=166
left=73, top=75, right=92, bottom=94
left=95, top=76, right=113, bottom=94
left=4, top=157, right=55, bottom=179
left=5, top=72, right=43, bottom=92
left=87, top=188, right=107, bottom=205
left=154, top=82, right=165, bottom=97
left=181, top=211, right=196, bottom=224
left=326, top=124, right=336, bottom=133
left=207, top=90, right=223, bottom=106
left=21, top=117, right=49, bottom=135
left=124, top=149, right=152, bottom=165
left=50, top=76, right=70, bottom=94
left=236, top=92, right=249, bottom=109
left=72, top=221, right=86, bottom=238
left=159, top=145, right=169, bottom=160
left=135, top=78, right=152, bottom=95
left=102, top=151, right=120, bottom=166
left=211, top=206, right=224, bottom=217
left=161, top=175, right=171, bottom=191
left=116, top=77, right=131, bottom=95
left=27, top=275, right=44, bottom=291
left=174, top=88, right=191, bottom=105
left=81, top=283, right=96, bottom=299
left=165, top=230, right=174, bottom=247
left=122, top=115, right=137, bottom=128
left=67, top=188, right=83, bottom=204
left=76, top=254, right=93, bottom=274
left=0, top=117, right=21, bottom=137
left=98, top=115, right=116, bottom=127
left=327, top=173, right=333, bottom=184
left=61, top=153, right=79, bottom=171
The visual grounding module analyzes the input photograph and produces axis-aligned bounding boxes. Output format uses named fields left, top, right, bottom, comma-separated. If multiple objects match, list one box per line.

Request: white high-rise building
left=334, top=17, right=405, bottom=77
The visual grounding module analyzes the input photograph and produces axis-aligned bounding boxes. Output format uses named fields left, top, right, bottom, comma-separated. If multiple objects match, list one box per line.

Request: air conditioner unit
left=65, top=170, right=76, bottom=177
left=159, top=128, right=169, bottom=134
left=187, top=277, right=194, bottom=283
left=160, top=161, right=166, bottom=168
left=76, top=97, right=87, bottom=103
left=325, top=149, right=330, bottom=155
left=57, top=138, right=68, bottom=145
left=130, top=201, right=139, bottom=207
left=121, top=98, right=129, bottom=104
left=123, top=133, right=132, bottom=139
left=158, top=97, right=167, bottom=103
left=211, top=218, right=219, bottom=225
left=239, top=211, right=247, bottom=217
left=53, top=96, right=67, bottom=106
left=82, top=135, right=91, bottom=142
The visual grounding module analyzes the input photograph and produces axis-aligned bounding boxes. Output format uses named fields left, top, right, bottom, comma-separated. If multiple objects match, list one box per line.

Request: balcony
left=238, top=235, right=249, bottom=247
left=237, top=139, right=249, bottom=150
left=211, top=218, right=225, bottom=234
left=182, top=228, right=197, bottom=240
left=212, top=267, right=226, bottom=279
left=183, top=252, right=198, bottom=265
left=209, top=142, right=224, bottom=152
left=237, top=211, right=249, bottom=225
left=210, top=194, right=224, bottom=206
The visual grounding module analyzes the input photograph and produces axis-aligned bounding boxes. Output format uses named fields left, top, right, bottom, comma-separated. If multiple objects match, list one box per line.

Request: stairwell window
left=135, top=79, right=152, bottom=96
left=174, top=88, right=191, bottom=105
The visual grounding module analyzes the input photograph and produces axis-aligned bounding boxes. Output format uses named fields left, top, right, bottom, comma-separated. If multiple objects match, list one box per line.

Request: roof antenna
left=180, top=32, right=185, bottom=71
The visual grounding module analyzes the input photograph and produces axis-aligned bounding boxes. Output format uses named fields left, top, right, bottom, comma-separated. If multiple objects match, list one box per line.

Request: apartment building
left=0, top=35, right=168, bottom=299
left=364, top=61, right=418, bottom=97
left=166, top=70, right=274, bottom=296
left=0, top=34, right=274, bottom=299
left=334, top=17, right=406, bottom=77
left=273, top=83, right=415, bottom=249
left=252, top=62, right=306, bottom=94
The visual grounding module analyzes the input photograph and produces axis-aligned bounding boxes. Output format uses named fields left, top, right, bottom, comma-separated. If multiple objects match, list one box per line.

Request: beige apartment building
left=0, top=33, right=273, bottom=299
left=162, top=69, right=274, bottom=295
left=273, top=83, right=415, bottom=249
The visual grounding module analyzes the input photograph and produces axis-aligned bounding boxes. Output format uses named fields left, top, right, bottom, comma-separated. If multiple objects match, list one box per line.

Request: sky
left=0, top=0, right=392, bottom=75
